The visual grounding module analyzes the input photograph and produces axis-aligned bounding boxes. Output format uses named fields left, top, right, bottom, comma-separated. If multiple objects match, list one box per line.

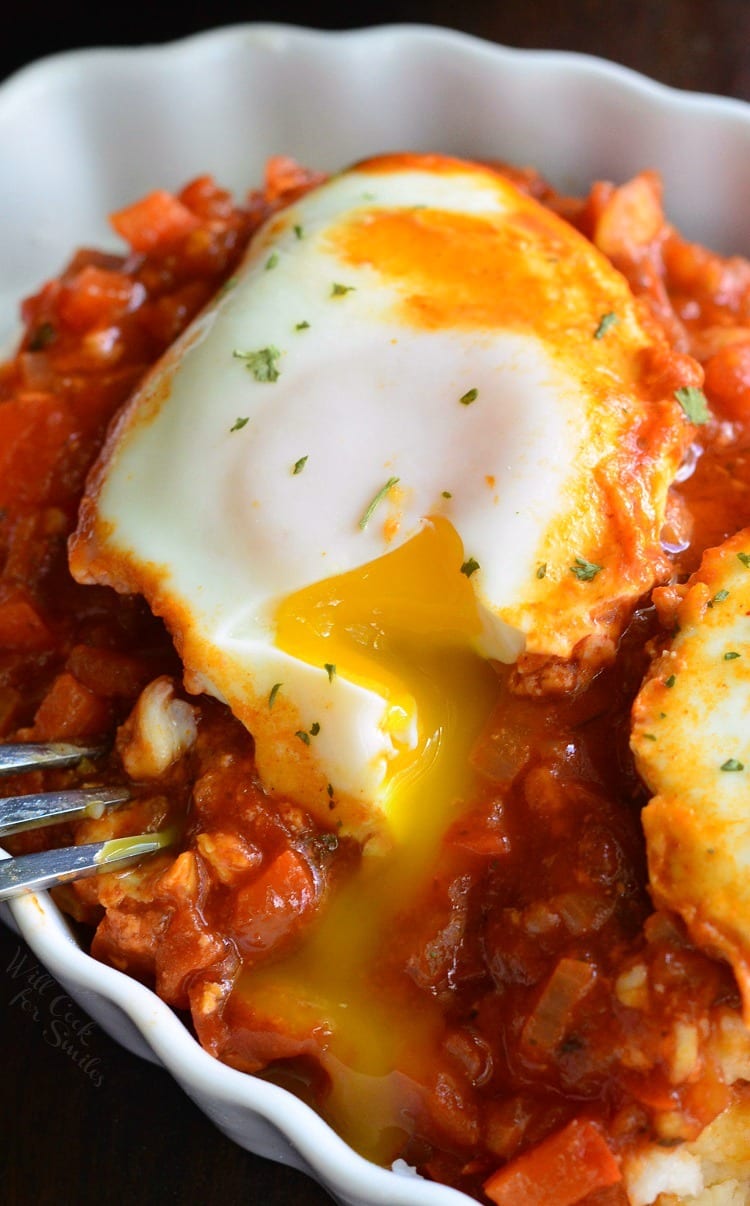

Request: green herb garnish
left=296, top=730, right=311, bottom=745
left=310, top=722, right=321, bottom=737
left=324, top=663, right=336, bottom=682
left=665, top=674, right=676, bottom=688
left=675, top=386, right=710, bottom=425
left=459, top=388, right=478, bottom=406
left=461, top=558, right=480, bottom=578
left=331, top=282, right=355, bottom=297
left=294, top=225, right=304, bottom=240
left=292, top=456, right=308, bottom=475
left=268, top=683, right=282, bottom=708
left=28, top=321, right=57, bottom=351
left=295, top=320, right=310, bottom=331
left=721, top=758, right=744, bottom=772
left=536, top=563, right=547, bottom=580
left=359, top=477, right=400, bottom=530
left=570, top=556, right=602, bottom=582
left=265, top=252, right=279, bottom=270
left=594, top=312, right=618, bottom=340
left=738, top=552, right=750, bottom=568
left=230, top=417, right=249, bottom=432
left=233, top=346, right=281, bottom=382
left=724, top=651, right=741, bottom=661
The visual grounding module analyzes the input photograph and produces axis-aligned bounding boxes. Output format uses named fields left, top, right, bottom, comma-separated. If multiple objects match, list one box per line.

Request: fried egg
left=71, top=153, right=691, bottom=838
left=633, top=529, right=750, bottom=1012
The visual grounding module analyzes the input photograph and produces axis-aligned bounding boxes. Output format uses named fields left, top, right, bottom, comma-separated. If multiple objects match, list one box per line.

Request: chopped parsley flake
left=265, top=252, right=279, bottom=270
left=295, top=320, right=310, bottom=331
left=675, top=385, right=710, bottom=425
left=536, top=563, right=547, bottom=580
left=724, top=651, right=741, bottom=660
left=233, top=346, right=281, bottom=382
left=665, top=674, right=676, bottom=688
left=570, top=556, right=602, bottom=582
left=331, top=282, right=355, bottom=297
left=442, top=490, right=453, bottom=499
left=29, top=322, right=57, bottom=351
left=738, top=552, right=750, bottom=568
left=327, top=783, right=335, bottom=798
left=230, top=416, right=249, bottom=432
left=459, top=388, right=479, bottom=406
left=268, top=683, right=282, bottom=708
left=359, top=477, right=400, bottom=530
left=310, top=722, right=321, bottom=737
left=295, top=730, right=311, bottom=745
left=294, top=224, right=304, bottom=240
left=461, top=558, right=480, bottom=578
left=292, top=456, right=308, bottom=475
left=324, top=663, right=336, bottom=682
left=218, top=276, right=238, bottom=297
left=708, top=589, right=730, bottom=608
left=721, top=758, right=744, bottom=772
left=594, top=312, right=619, bottom=340
left=643, top=733, right=658, bottom=741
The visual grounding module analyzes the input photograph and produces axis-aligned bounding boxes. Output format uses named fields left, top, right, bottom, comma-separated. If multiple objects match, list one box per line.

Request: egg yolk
left=238, top=518, right=501, bottom=1158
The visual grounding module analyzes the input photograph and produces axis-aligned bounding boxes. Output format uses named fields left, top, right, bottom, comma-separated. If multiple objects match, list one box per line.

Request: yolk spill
left=236, top=518, right=500, bottom=1160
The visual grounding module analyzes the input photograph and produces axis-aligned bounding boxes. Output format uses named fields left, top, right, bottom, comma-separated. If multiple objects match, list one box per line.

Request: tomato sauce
left=2, top=160, right=750, bottom=1205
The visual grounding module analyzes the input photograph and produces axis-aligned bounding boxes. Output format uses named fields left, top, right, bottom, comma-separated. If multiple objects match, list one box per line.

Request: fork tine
left=0, top=742, right=108, bottom=775
left=0, top=787, right=132, bottom=837
left=0, top=829, right=176, bottom=901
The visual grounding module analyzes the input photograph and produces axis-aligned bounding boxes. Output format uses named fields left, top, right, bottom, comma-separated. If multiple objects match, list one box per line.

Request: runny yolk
left=236, top=518, right=501, bottom=1160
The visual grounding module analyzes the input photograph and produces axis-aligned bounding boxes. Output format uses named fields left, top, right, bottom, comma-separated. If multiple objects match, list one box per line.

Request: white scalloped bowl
left=2, top=24, right=750, bottom=1206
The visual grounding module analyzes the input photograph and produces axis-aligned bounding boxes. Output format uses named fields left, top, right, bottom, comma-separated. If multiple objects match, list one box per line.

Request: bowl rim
left=2, top=21, right=749, bottom=120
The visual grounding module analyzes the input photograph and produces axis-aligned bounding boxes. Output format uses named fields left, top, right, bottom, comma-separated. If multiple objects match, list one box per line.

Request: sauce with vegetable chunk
left=4, top=157, right=750, bottom=1206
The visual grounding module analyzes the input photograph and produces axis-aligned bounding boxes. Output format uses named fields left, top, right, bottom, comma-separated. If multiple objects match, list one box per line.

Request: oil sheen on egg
left=71, top=152, right=690, bottom=841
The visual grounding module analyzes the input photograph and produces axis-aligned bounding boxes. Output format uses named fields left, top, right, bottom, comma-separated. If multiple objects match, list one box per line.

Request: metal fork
left=0, top=742, right=175, bottom=901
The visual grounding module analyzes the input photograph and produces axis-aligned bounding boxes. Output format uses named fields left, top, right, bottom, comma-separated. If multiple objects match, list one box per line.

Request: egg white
left=71, top=154, right=690, bottom=833
left=633, top=530, right=750, bottom=1011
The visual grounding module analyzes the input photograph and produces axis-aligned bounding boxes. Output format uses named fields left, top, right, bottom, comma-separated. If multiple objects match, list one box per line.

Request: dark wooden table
left=2, top=4, right=749, bottom=1204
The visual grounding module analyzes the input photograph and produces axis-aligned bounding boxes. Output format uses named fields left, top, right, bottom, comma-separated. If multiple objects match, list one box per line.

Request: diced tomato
left=66, top=644, right=153, bottom=698
left=591, top=172, right=664, bottom=262
left=110, top=190, right=202, bottom=253
left=231, top=849, right=317, bottom=957
left=263, top=155, right=326, bottom=203
left=0, top=593, right=53, bottom=651
left=32, top=672, right=111, bottom=739
left=483, top=1119, right=621, bottom=1206
left=138, top=280, right=215, bottom=346
left=0, top=393, right=77, bottom=506
left=704, top=341, right=750, bottom=424
left=57, top=265, right=144, bottom=332
left=178, top=175, right=235, bottom=222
